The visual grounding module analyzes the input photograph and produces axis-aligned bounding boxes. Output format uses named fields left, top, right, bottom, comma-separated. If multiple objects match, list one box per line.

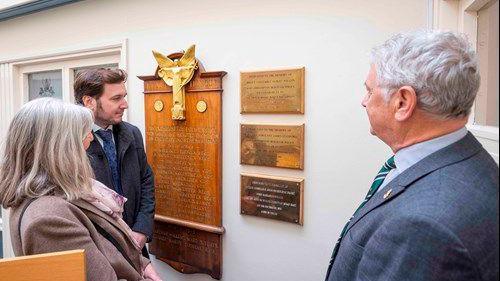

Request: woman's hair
left=0, top=97, right=95, bottom=208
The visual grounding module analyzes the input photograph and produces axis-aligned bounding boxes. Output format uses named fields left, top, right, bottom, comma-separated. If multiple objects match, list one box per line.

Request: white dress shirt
left=378, top=127, right=468, bottom=192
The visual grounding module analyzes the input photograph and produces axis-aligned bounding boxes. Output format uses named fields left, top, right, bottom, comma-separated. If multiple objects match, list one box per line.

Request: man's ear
left=82, top=95, right=96, bottom=110
left=393, top=86, right=417, bottom=122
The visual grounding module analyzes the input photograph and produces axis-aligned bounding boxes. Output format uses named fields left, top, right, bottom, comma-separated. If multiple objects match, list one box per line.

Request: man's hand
left=144, top=263, right=163, bottom=281
left=131, top=231, right=147, bottom=249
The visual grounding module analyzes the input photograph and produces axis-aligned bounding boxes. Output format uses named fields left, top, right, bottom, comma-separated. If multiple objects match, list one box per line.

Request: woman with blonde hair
left=0, top=98, right=162, bottom=281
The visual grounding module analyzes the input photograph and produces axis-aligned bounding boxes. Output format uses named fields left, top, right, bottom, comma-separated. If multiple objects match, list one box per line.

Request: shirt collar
left=394, top=127, right=468, bottom=174
left=92, top=123, right=113, bottom=133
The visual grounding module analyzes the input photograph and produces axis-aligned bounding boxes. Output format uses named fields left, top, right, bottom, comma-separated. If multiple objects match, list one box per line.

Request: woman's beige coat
left=9, top=196, right=152, bottom=281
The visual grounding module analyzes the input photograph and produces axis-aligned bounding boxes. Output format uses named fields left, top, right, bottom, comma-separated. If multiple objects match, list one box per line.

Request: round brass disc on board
left=154, top=100, right=164, bottom=112
left=196, top=100, right=207, bottom=113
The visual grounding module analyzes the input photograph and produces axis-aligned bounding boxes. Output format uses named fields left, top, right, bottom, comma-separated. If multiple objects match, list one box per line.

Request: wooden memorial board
left=241, top=173, right=304, bottom=225
left=240, top=124, right=305, bottom=169
left=240, top=68, right=305, bottom=114
left=139, top=50, right=226, bottom=279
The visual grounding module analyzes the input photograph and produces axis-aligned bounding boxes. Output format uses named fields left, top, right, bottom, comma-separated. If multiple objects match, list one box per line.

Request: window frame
left=18, top=49, right=122, bottom=104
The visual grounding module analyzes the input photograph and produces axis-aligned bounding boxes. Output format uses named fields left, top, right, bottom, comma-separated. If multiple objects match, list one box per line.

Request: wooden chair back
left=0, top=249, right=85, bottom=281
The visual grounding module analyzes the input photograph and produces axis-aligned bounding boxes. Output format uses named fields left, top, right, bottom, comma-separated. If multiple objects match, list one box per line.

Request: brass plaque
left=241, top=174, right=304, bottom=225
left=240, top=124, right=304, bottom=169
left=240, top=68, right=305, bottom=114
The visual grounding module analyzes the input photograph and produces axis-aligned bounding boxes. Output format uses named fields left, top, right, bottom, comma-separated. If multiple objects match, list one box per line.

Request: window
left=19, top=55, right=121, bottom=104
left=28, top=70, right=63, bottom=100
left=23, top=63, right=119, bottom=102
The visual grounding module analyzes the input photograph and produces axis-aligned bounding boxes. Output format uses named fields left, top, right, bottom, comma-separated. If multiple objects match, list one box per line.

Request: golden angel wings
left=153, top=45, right=197, bottom=88
left=152, top=45, right=198, bottom=120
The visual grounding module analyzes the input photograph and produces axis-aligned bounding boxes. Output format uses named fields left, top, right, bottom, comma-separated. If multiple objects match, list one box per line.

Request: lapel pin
left=383, top=189, right=393, bottom=200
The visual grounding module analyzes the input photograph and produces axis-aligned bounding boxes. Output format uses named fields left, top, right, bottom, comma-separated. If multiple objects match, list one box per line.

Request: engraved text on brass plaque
left=240, top=124, right=304, bottom=169
left=241, top=173, right=304, bottom=225
left=240, top=68, right=305, bottom=114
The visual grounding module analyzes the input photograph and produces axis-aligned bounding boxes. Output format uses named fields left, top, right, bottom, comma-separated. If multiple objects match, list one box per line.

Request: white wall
left=0, top=0, right=429, bottom=280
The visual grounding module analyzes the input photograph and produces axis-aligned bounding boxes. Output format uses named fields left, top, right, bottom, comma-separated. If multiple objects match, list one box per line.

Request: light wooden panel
left=0, top=249, right=85, bottom=281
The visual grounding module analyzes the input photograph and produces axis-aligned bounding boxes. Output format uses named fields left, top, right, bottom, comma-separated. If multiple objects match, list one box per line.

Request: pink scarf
left=84, top=179, right=141, bottom=251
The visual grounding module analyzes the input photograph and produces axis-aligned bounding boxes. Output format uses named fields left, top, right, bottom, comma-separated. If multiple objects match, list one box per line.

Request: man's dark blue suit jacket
left=327, top=132, right=499, bottom=281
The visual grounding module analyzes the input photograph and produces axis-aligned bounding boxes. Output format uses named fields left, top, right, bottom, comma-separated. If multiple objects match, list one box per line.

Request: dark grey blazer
left=87, top=121, right=155, bottom=239
left=327, top=132, right=499, bottom=281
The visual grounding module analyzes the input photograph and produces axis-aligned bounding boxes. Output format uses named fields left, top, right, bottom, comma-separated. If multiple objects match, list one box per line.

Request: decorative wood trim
left=136, top=75, right=157, bottom=81
left=154, top=215, right=226, bottom=234
left=200, top=71, right=227, bottom=78
left=143, top=89, right=224, bottom=94
left=138, top=71, right=227, bottom=82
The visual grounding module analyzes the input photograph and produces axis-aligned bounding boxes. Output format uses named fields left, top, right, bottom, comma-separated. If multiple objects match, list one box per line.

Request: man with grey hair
left=325, top=30, right=498, bottom=281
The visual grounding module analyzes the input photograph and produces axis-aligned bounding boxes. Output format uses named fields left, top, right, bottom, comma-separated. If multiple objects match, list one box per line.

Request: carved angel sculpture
left=153, top=45, right=198, bottom=120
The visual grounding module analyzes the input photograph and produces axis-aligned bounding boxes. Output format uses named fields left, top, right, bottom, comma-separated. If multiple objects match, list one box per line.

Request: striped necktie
left=325, top=156, right=396, bottom=280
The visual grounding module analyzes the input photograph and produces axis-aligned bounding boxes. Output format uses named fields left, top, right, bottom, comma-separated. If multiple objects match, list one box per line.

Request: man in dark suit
left=74, top=68, right=155, bottom=258
left=325, top=30, right=499, bottom=281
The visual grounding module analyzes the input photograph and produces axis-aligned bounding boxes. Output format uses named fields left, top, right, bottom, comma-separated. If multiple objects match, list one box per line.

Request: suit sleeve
left=356, top=215, right=480, bottom=281
left=21, top=213, right=152, bottom=281
left=131, top=127, right=155, bottom=240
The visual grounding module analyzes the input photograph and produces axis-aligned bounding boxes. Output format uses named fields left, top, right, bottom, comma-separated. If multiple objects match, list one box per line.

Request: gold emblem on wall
left=153, top=100, right=164, bottom=112
left=153, top=45, right=198, bottom=120
left=196, top=100, right=207, bottom=113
